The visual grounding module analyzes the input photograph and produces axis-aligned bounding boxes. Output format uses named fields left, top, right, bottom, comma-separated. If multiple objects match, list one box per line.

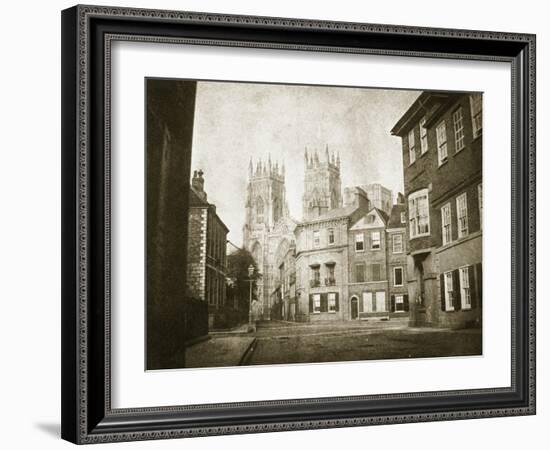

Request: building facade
left=391, top=91, right=482, bottom=328
left=386, top=199, right=410, bottom=316
left=302, top=146, right=343, bottom=219
left=243, top=157, right=297, bottom=319
left=186, top=170, right=229, bottom=328
left=347, top=206, right=390, bottom=319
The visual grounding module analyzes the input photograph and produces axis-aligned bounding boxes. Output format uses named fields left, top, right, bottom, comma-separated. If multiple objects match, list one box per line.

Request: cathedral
left=243, top=147, right=346, bottom=320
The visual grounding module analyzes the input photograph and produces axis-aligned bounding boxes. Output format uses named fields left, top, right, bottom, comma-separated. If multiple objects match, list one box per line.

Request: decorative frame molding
left=61, top=4, right=536, bottom=444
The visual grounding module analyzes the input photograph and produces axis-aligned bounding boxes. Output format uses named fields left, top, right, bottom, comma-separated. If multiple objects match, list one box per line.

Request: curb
left=238, top=337, right=257, bottom=366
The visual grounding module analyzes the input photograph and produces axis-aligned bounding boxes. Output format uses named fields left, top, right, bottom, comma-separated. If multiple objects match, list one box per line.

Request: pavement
left=185, top=333, right=256, bottom=368
left=183, top=319, right=482, bottom=369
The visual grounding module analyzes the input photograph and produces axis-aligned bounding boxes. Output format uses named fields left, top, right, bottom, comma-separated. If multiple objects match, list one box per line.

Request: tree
left=226, top=248, right=261, bottom=313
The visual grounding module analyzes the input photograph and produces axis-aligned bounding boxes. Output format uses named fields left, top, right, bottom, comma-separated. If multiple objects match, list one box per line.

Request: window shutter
left=309, top=295, right=313, bottom=313
left=390, top=295, right=395, bottom=313
left=468, top=265, right=477, bottom=309
left=404, top=295, right=410, bottom=312
left=366, top=235, right=371, bottom=249
left=335, top=293, right=339, bottom=311
left=476, top=263, right=483, bottom=309
left=453, top=269, right=461, bottom=311
left=440, top=273, right=446, bottom=311
left=320, top=293, right=328, bottom=312
left=359, top=295, right=364, bottom=313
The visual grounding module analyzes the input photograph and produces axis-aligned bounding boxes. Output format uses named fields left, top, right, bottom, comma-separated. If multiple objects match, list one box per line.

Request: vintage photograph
left=145, top=79, right=483, bottom=370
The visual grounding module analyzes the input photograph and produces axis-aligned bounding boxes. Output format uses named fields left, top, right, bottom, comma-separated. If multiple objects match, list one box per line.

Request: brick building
left=187, top=170, right=230, bottom=328
left=391, top=91, right=482, bottom=328
left=386, top=199, right=409, bottom=316
left=347, top=204, right=390, bottom=319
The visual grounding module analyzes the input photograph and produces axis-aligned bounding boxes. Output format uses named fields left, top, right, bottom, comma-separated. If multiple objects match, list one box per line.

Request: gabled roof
left=387, top=203, right=406, bottom=229
left=349, top=207, right=388, bottom=231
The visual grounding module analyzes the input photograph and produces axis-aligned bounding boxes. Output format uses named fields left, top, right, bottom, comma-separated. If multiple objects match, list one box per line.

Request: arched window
left=256, top=197, right=264, bottom=223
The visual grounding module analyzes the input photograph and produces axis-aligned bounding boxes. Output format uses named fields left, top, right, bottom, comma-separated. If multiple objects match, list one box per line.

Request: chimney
left=343, top=186, right=369, bottom=212
left=192, top=169, right=207, bottom=201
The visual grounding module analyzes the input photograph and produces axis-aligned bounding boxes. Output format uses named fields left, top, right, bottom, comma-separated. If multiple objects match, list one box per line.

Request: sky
left=190, top=81, right=420, bottom=246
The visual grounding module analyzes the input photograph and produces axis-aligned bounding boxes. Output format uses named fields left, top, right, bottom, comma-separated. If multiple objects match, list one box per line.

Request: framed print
left=61, top=4, right=536, bottom=444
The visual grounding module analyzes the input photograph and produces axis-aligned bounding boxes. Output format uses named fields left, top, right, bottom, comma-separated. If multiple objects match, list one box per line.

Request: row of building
left=242, top=147, right=409, bottom=323
left=185, top=90, right=483, bottom=329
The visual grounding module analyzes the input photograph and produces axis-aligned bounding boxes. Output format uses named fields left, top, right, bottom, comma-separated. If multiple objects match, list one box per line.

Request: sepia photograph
left=146, top=78, right=483, bottom=370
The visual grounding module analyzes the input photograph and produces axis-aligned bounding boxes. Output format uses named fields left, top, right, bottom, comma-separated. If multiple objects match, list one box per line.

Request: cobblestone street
left=185, top=319, right=482, bottom=369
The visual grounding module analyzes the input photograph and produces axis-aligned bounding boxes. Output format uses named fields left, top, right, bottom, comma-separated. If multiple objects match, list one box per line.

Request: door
left=376, top=291, right=386, bottom=312
left=350, top=297, right=358, bottom=319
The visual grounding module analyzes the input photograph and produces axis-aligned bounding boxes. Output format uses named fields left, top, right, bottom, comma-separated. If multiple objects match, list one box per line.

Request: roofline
left=390, top=91, right=453, bottom=136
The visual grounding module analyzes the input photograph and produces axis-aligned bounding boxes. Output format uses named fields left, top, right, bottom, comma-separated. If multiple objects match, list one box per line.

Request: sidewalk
left=185, top=333, right=255, bottom=368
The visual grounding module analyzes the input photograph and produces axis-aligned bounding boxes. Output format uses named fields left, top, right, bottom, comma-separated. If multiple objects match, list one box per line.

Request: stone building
left=294, top=151, right=365, bottom=321
left=187, top=170, right=229, bottom=328
left=242, top=157, right=297, bottom=319
left=391, top=91, right=482, bottom=328
left=358, top=183, right=393, bottom=216
left=302, top=146, right=342, bottom=219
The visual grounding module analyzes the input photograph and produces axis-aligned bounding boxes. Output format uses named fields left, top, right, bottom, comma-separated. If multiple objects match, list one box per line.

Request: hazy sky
left=190, top=81, right=420, bottom=246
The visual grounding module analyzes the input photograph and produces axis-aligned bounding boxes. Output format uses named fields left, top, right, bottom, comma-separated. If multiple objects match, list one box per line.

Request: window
left=394, top=267, right=404, bottom=287
left=355, top=233, right=364, bottom=252
left=371, top=264, right=381, bottom=282
left=310, top=266, right=320, bottom=287
left=478, top=184, right=482, bottom=230
left=326, top=264, right=336, bottom=286
left=313, top=230, right=320, bottom=248
left=436, top=121, right=448, bottom=165
left=456, top=192, right=469, bottom=238
left=470, top=93, right=482, bottom=138
left=441, top=202, right=452, bottom=245
left=355, top=263, right=366, bottom=283
left=408, top=189, right=430, bottom=238
left=400, top=212, right=406, bottom=224
left=328, top=228, right=335, bottom=245
left=459, top=267, right=471, bottom=309
left=453, top=107, right=465, bottom=152
left=256, top=197, right=264, bottom=223
left=392, top=234, right=403, bottom=253
left=408, top=128, right=416, bottom=164
left=371, top=231, right=381, bottom=250
left=420, top=116, right=428, bottom=154
left=375, top=291, right=386, bottom=312
left=395, top=295, right=405, bottom=312
left=444, top=271, right=454, bottom=311
left=313, top=294, right=321, bottom=314
left=328, top=293, right=337, bottom=313
left=362, top=292, right=373, bottom=313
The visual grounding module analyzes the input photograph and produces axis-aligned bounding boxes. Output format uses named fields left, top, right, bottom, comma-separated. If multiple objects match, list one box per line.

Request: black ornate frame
left=61, top=4, right=536, bottom=444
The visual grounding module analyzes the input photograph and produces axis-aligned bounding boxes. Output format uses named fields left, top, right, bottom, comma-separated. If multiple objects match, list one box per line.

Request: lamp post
left=248, top=264, right=254, bottom=332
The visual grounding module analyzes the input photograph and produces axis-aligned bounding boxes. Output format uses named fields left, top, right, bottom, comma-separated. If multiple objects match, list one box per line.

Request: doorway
left=350, top=296, right=359, bottom=319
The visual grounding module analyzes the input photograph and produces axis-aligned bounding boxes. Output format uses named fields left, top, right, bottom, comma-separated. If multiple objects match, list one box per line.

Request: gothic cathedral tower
left=243, top=156, right=287, bottom=247
left=242, top=157, right=289, bottom=316
left=302, top=146, right=342, bottom=219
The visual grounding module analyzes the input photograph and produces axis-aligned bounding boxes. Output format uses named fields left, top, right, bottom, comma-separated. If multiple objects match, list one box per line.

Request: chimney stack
left=192, top=169, right=207, bottom=201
